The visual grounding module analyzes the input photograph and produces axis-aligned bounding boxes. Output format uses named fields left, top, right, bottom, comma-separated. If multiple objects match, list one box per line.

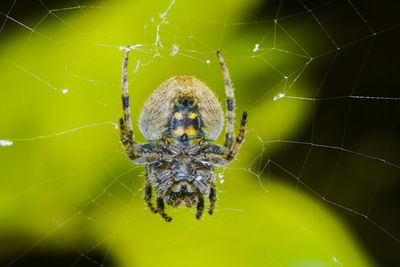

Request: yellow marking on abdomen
left=174, top=112, right=183, bottom=120
left=185, top=126, right=197, bottom=136
left=188, top=112, right=197, bottom=119
left=173, top=126, right=185, bottom=136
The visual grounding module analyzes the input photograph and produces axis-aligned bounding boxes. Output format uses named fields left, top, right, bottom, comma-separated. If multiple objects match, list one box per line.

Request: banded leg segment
left=120, top=48, right=136, bottom=158
left=157, top=197, right=172, bottom=222
left=208, top=185, right=217, bottom=215
left=226, top=112, right=247, bottom=161
left=217, top=51, right=235, bottom=149
left=119, top=118, right=135, bottom=159
left=202, top=112, right=247, bottom=165
left=144, top=182, right=158, bottom=213
left=121, top=48, right=133, bottom=134
left=196, top=195, right=204, bottom=219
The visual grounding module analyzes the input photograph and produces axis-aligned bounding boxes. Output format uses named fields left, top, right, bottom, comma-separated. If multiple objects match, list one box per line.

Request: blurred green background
left=1, top=0, right=400, bottom=266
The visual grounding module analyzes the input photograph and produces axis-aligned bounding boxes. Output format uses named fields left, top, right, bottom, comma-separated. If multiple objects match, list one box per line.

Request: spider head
left=165, top=182, right=199, bottom=208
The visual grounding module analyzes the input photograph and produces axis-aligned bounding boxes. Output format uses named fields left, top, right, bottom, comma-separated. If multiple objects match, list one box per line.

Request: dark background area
left=256, top=1, right=400, bottom=266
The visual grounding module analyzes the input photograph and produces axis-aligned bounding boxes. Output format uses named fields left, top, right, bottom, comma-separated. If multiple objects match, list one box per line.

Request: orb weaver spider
left=119, top=49, right=247, bottom=221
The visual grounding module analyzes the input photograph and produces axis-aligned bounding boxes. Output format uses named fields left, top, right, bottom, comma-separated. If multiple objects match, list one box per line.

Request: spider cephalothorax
left=119, top=49, right=247, bottom=222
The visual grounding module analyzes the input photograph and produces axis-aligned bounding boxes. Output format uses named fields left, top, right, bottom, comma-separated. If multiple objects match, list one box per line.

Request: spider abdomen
left=140, top=75, right=224, bottom=142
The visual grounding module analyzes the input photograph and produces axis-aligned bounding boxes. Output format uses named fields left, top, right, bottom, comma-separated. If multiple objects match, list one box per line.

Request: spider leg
left=199, top=154, right=229, bottom=166
left=131, top=153, right=160, bottom=164
left=119, top=133, right=161, bottom=163
left=208, top=185, right=217, bottom=215
left=217, top=51, right=235, bottom=149
left=226, top=111, right=247, bottom=161
left=119, top=50, right=163, bottom=164
left=206, top=143, right=229, bottom=155
left=119, top=118, right=136, bottom=159
left=157, top=197, right=172, bottom=222
left=196, top=195, right=204, bottom=219
left=144, top=182, right=158, bottom=213
left=119, top=48, right=141, bottom=160
left=121, top=49, right=133, bottom=135
left=199, top=112, right=247, bottom=165
left=120, top=49, right=135, bottom=156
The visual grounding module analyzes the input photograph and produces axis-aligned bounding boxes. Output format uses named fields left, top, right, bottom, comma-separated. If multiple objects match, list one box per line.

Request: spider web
left=0, top=0, right=400, bottom=266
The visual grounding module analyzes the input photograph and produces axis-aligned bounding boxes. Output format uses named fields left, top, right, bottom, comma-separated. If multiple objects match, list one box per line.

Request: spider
left=119, top=49, right=247, bottom=222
